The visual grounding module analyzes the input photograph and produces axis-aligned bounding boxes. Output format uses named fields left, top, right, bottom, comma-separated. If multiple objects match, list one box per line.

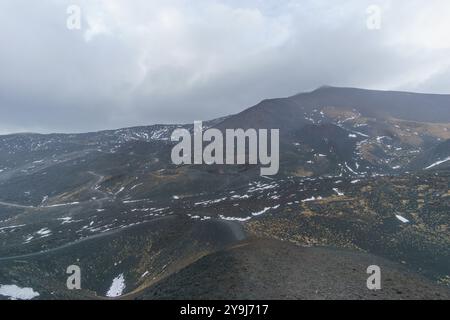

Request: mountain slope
left=137, top=239, right=450, bottom=300
left=0, top=87, right=449, bottom=300
left=215, top=87, right=450, bottom=176
left=217, top=86, right=450, bottom=132
left=409, top=139, right=450, bottom=170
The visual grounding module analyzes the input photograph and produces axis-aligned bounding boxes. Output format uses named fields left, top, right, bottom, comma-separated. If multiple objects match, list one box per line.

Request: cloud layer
left=1, top=0, right=450, bottom=133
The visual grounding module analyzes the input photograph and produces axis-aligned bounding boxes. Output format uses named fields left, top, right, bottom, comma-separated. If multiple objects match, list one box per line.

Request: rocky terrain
left=0, top=87, right=449, bottom=300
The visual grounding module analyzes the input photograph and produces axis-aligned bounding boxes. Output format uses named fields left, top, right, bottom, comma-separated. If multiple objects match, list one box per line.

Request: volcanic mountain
left=0, top=86, right=449, bottom=300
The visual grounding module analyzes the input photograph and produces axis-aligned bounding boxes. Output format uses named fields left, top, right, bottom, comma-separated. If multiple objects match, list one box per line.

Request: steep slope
left=217, top=86, right=450, bottom=132
left=409, top=139, right=450, bottom=170
left=138, top=239, right=450, bottom=300
left=214, top=87, right=450, bottom=176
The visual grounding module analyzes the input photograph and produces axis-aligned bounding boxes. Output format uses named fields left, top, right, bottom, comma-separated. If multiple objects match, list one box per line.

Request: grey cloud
left=0, top=0, right=449, bottom=133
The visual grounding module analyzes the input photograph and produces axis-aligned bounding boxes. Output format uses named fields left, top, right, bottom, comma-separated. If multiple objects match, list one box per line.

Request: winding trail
left=0, top=201, right=33, bottom=209
left=0, top=171, right=110, bottom=210
left=0, top=217, right=246, bottom=262
left=0, top=216, right=174, bottom=262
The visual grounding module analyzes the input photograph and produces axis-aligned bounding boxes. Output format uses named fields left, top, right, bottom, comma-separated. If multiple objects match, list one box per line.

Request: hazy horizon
left=3, top=85, right=450, bottom=136
left=1, top=0, right=450, bottom=134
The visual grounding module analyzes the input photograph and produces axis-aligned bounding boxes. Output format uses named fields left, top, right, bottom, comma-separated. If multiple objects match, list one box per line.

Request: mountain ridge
left=0, top=86, right=449, bottom=300
left=2, top=86, right=450, bottom=137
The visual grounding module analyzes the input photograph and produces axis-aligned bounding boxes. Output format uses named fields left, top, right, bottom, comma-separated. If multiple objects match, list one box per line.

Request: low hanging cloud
left=0, top=0, right=449, bottom=133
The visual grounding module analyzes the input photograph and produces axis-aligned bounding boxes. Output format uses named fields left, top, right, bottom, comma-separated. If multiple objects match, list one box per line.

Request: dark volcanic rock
left=138, top=239, right=450, bottom=300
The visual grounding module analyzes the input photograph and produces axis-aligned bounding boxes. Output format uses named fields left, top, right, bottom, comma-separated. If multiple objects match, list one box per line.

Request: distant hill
left=216, top=86, right=450, bottom=133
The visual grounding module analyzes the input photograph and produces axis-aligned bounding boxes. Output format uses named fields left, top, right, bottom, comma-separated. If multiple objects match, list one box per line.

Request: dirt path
left=0, top=201, right=33, bottom=209
left=0, top=171, right=110, bottom=210
left=0, top=216, right=174, bottom=262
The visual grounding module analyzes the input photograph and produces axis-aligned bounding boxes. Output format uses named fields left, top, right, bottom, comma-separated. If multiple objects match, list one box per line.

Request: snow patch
left=425, top=157, right=450, bottom=170
left=344, top=162, right=358, bottom=175
left=130, top=183, right=143, bottom=190
left=395, top=215, right=410, bottom=223
left=0, top=285, right=40, bottom=300
left=219, top=215, right=251, bottom=222
left=106, top=274, right=126, bottom=298
left=302, top=196, right=322, bottom=202
left=333, top=188, right=344, bottom=196
left=46, top=202, right=79, bottom=208
left=36, top=228, right=51, bottom=237
left=252, top=205, right=280, bottom=217
left=58, top=217, right=73, bottom=224
left=115, top=187, right=125, bottom=195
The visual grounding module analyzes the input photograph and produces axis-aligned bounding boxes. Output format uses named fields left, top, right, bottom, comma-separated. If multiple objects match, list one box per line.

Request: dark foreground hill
left=137, top=239, right=450, bottom=300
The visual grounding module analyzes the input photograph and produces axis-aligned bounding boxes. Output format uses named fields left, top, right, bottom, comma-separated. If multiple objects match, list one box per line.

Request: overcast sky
left=1, top=0, right=450, bottom=134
